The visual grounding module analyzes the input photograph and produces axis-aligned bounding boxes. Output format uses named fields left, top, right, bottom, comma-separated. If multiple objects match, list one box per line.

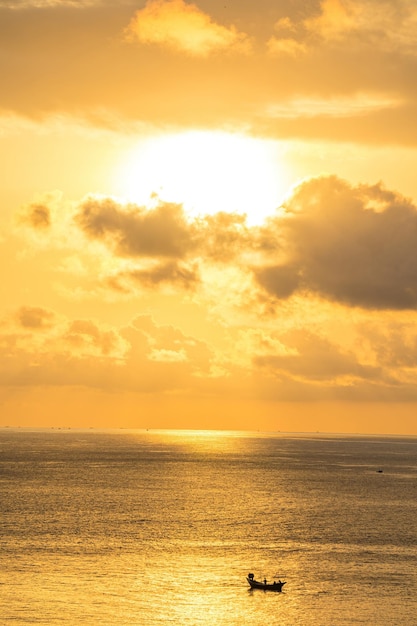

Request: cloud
left=16, top=193, right=255, bottom=297
left=75, top=197, right=194, bottom=258
left=125, top=0, right=252, bottom=56
left=15, top=305, right=56, bottom=329
left=1, top=1, right=416, bottom=146
left=266, top=16, right=307, bottom=57
left=254, top=329, right=379, bottom=384
left=17, top=201, right=51, bottom=229
left=3, top=300, right=417, bottom=406
left=148, top=347, right=187, bottom=362
left=14, top=191, right=79, bottom=252
left=119, top=314, right=218, bottom=384
left=264, top=94, right=402, bottom=119
left=265, top=0, right=417, bottom=67
left=114, top=260, right=199, bottom=290
left=255, top=263, right=300, bottom=299
left=63, top=319, right=127, bottom=357
left=196, top=211, right=251, bottom=262
left=254, top=175, right=417, bottom=310
left=17, top=176, right=417, bottom=312
left=304, top=0, right=359, bottom=41
left=0, top=304, right=224, bottom=394
left=72, top=198, right=256, bottom=291
left=267, top=37, right=307, bottom=57
left=0, top=309, right=126, bottom=387
left=358, top=319, right=417, bottom=371
left=265, top=0, right=357, bottom=61
left=304, top=0, right=417, bottom=53
left=0, top=307, right=137, bottom=404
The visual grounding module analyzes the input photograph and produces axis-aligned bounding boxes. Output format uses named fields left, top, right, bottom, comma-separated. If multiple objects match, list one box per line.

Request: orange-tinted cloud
left=115, top=261, right=199, bottom=289
left=0, top=308, right=218, bottom=393
left=1, top=1, right=416, bottom=148
left=64, top=319, right=127, bottom=358
left=17, top=176, right=417, bottom=311
left=75, top=197, right=194, bottom=258
left=301, top=0, right=417, bottom=59
left=74, top=200, right=252, bottom=264
left=305, top=0, right=358, bottom=41
left=15, top=305, right=56, bottom=329
left=267, top=37, right=307, bottom=57
left=254, top=329, right=380, bottom=384
left=125, top=0, right=252, bottom=56
left=18, top=202, right=51, bottom=229
left=254, top=176, right=417, bottom=310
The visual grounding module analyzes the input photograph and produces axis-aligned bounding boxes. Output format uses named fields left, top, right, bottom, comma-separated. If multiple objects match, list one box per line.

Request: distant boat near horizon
left=247, top=573, right=286, bottom=592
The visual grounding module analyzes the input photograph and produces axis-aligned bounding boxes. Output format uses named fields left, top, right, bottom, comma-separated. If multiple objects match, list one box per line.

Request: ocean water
left=1, top=429, right=417, bottom=625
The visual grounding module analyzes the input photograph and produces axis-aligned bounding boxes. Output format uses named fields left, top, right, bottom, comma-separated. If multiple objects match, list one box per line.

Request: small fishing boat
left=247, top=573, right=286, bottom=592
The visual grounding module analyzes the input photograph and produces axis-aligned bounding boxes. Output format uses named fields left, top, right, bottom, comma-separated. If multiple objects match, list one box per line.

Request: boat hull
left=247, top=577, right=286, bottom=592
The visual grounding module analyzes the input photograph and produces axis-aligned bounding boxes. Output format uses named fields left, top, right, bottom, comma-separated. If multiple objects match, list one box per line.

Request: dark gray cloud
left=254, top=175, right=417, bottom=310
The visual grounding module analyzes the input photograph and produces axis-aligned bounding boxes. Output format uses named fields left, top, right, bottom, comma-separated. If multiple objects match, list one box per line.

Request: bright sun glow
left=113, top=131, right=291, bottom=225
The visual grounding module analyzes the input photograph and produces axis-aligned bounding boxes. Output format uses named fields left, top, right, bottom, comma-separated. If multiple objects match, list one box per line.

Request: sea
left=1, top=428, right=417, bottom=625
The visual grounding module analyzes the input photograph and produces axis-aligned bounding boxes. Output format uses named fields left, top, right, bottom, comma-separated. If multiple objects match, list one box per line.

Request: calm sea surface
left=1, top=429, right=417, bottom=625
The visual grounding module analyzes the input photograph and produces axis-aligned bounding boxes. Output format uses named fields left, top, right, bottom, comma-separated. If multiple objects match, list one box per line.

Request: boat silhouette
left=247, top=573, right=286, bottom=592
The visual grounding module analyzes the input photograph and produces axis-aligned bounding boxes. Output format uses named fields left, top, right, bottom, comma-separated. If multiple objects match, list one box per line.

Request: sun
left=113, top=130, right=291, bottom=225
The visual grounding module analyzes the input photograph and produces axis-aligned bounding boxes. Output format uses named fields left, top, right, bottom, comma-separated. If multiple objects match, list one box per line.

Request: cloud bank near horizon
left=7, top=174, right=417, bottom=406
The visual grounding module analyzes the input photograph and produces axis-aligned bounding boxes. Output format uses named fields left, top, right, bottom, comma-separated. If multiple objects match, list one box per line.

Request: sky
left=1, top=0, right=417, bottom=434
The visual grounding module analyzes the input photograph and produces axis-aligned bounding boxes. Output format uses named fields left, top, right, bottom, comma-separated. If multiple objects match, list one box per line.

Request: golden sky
left=2, top=0, right=417, bottom=433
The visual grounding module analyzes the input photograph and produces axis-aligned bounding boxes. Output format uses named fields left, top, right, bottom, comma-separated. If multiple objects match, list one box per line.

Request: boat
left=247, top=573, right=286, bottom=592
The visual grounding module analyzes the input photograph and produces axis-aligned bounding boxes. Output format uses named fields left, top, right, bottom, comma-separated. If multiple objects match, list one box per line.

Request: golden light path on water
left=126, top=429, right=304, bottom=625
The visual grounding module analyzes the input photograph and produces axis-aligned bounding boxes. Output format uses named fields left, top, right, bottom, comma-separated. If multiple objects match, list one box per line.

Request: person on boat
left=264, top=578, right=267, bottom=585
